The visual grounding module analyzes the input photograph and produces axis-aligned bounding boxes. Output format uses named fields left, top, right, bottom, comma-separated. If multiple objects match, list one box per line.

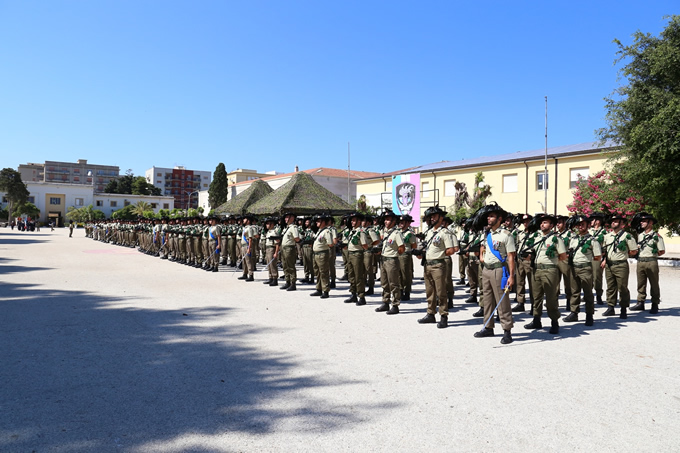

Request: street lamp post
left=184, top=190, right=200, bottom=211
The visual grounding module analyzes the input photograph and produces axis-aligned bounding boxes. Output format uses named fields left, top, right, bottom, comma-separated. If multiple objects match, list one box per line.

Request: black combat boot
left=269, top=279, right=278, bottom=287
left=465, top=295, right=477, bottom=304
left=650, top=303, right=659, bottom=314
left=286, top=282, right=297, bottom=292
left=238, top=274, right=247, bottom=280
left=564, top=312, right=578, bottom=322
left=365, top=288, right=374, bottom=296
left=320, top=292, right=329, bottom=299
left=329, top=278, right=336, bottom=289
left=602, top=306, right=616, bottom=316
left=245, top=275, right=254, bottom=282
left=344, top=294, right=358, bottom=303
left=585, top=313, right=594, bottom=326
left=402, top=291, right=410, bottom=301
left=474, top=327, right=494, bottom=338
left=417, top=313, right=436, bottom=324
left=500, top=330, right=513, bottom=344
left=437, top=315, right=448, bottom=329
left=356, top=297, right=366, bottom=306
left=472, top=307, right=484, bottom=317
left=310, top=291, right=322, bottom=297
left=456, top=278, right=465, bottom=285
left=549, top=319, right=559, bottom=334
left=281, top=281, right=290, bottom=290
left=524, top=316, right=543, bottom=330
left=620, top=307, right=627, bottom=319
left=263, top=278, right=273, bottom=285
left=375, top=302, right=390, bottom=312
left=387, top=305, right=399, bottom=315
left=630, top=301, right=645, bottom=311
left=511, top=303, right=525, bottom=312
left=596, top=293, right=603, bottom=305
left=447, top=296, right=453, bottom=310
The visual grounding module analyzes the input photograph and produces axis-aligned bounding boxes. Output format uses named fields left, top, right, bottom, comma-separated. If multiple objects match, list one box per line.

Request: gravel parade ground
left=2, top=228, right=679, bottom=452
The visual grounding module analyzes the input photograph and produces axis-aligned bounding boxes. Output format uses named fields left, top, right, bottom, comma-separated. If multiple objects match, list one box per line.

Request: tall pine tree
left=208, top=163, right=229, bottom=211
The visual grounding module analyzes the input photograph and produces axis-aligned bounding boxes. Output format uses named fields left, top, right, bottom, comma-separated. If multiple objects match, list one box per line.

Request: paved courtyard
left=1, top=227, right=679, bottom=452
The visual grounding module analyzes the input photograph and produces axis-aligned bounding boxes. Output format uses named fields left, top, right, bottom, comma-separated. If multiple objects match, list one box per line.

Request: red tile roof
left=231, top=167, right=381, bottom=187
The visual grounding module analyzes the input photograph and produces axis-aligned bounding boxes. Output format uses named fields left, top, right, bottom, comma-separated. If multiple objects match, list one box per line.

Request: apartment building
left=18, top=159, right=119, bottom=192
left=145, top=166, right=212, bottom=209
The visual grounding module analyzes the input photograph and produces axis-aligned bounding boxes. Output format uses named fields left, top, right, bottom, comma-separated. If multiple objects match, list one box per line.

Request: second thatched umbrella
left=214, top=178, right=273, bottom=215
left=248, top=172, right=354, bottom=215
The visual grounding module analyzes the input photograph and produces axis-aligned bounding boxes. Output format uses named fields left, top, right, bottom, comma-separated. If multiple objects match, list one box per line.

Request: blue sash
left=486, top=232, right=509, bottom=289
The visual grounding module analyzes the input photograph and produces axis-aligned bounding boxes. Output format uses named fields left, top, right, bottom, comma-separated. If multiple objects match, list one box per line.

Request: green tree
left=208, top=163, right=229, bottom=209
left=598, top=15, right=680, bottom=233
left=111, top=204, right=136, bottom=220
left=0, top=168, right=29, bottom=221
left=12, top=202, right=40, bottom=218
left=131, top=201, right=152, bottom=217
left=104, top=179, right=119, bottom=193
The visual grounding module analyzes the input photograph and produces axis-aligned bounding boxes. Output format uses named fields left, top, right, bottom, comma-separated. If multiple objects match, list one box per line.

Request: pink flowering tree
left=567, top=169, right=647, bottom=218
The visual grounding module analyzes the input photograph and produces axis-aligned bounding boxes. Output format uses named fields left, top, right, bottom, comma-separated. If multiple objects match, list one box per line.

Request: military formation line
left=84, top=204, right=664, bottom=345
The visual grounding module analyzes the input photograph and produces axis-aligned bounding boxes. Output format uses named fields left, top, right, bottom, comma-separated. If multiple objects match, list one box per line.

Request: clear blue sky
left=0, top=1, right=676, bottom=177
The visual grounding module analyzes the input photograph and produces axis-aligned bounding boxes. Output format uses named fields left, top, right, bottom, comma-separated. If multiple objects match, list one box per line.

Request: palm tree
left=131, top=201, right=152, bottom=217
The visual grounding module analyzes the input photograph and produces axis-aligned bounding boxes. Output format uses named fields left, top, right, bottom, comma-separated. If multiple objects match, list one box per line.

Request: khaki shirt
left=482, top=227, right=515, bottom=265
left=604, top=230, right=638, bottom=261
left=569, top=234, right=602, bottom=265
left=313, top=227, right=334, bottom=252
left=533, top=232, right=566, bottom=265
left=280, top=224, right=300, bottom=247
left=424, top=227, right=455, bottom=260
left=240, top=225, right=255, bottom=246
left=208, top=225, right=222, bottom=242
left=347, top=228, right=368, bottom=252
left=265, top=226, right=282, bottom=247
left=401, top=228, right=417, bottom=252
left=637, top=231, right=665, bottom=258
left=381, top=227, right=404, bottom=258
left=364, top=227, right=380, bottom=245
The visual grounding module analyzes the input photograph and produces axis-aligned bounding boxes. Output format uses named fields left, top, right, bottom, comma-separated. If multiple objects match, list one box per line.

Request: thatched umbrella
left=248, top=172, right=354, bottom=215
left=214, top=179, right=273, bottom=215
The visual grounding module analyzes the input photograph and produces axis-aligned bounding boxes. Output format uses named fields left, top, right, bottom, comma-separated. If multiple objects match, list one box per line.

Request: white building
left=1, top=182, right=174, bottom=226
left=145, top=166, right=212, bottom=210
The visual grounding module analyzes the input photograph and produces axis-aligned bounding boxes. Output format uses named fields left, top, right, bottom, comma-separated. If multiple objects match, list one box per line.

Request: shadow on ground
left=0, top=262, right=391, bottom=452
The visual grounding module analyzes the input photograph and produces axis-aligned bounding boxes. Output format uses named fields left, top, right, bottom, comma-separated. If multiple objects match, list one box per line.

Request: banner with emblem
left=392, top=174, right=421, bottom=228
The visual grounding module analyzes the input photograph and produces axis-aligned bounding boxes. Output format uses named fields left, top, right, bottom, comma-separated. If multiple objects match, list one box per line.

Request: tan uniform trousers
left=398, top=253, right=413, bottom=294
left=424, top=261, right=448, bottom=316
left=592, top=260, right=604, bottom=298
left=458, top=253, right=468, bottom=280
left=347, top=251, right=366, bottom=297
left=531, top=266, right=560, bottom=321
left=220, top=235, right=228, bottom=262
left=557, top=260, right=573, bottom=302
left=208, top=239, right=219, bottom=268
left=380, top=257, right=402, bottom=305
left=227, top=236, right=236, bottom=263
left=329, top=247, right=337, bottom=281
left=266, top=247, right=278, bottom=279
left=637, top=259, right=660, bottom=304
left=467, top=256, right=480, bottom=297
left=605, top=261, right=630, bottom=308
left=281, top=245, right=297, bottom=284
left=481, top=266, right=513, bottom=330
left=569, top=264, right=594, bottom=314
left=202, top=237, right=209, bottom=264
left=241, top=244, right=255, bottom=277
left=364, top=252, right=376, bottom=291
left=516, top=258, right=533, bottom=303
left=187, top=236, right=195, bottom=262
left=313, top=250, right=331, bottom=293
left=445, top=257, right=454, bottom=297
left=194, top=237, right=203, bottom=263
left=302, top=244, right=314, bottom=278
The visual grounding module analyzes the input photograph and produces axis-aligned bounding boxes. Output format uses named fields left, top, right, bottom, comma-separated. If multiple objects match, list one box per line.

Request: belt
left=266, top=245, right=276, bottom=249
left=314, top=250, right=330, bottom=255
left=282, top=245, right=296, bottom=248
left=537, top=264, right=557, bottom=269
left=638, top=257, right=658, bottom=262
left=608, top=259, right=627, bottom=265
left=349, top=250, right=365, bottom=254
left=573, top=263, right=592, bottom=268
left=484, top=262, right=505, bottom=269
left=382, top=256, right=398, bottom=261
left=426, top=259, right=446, bottom=265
